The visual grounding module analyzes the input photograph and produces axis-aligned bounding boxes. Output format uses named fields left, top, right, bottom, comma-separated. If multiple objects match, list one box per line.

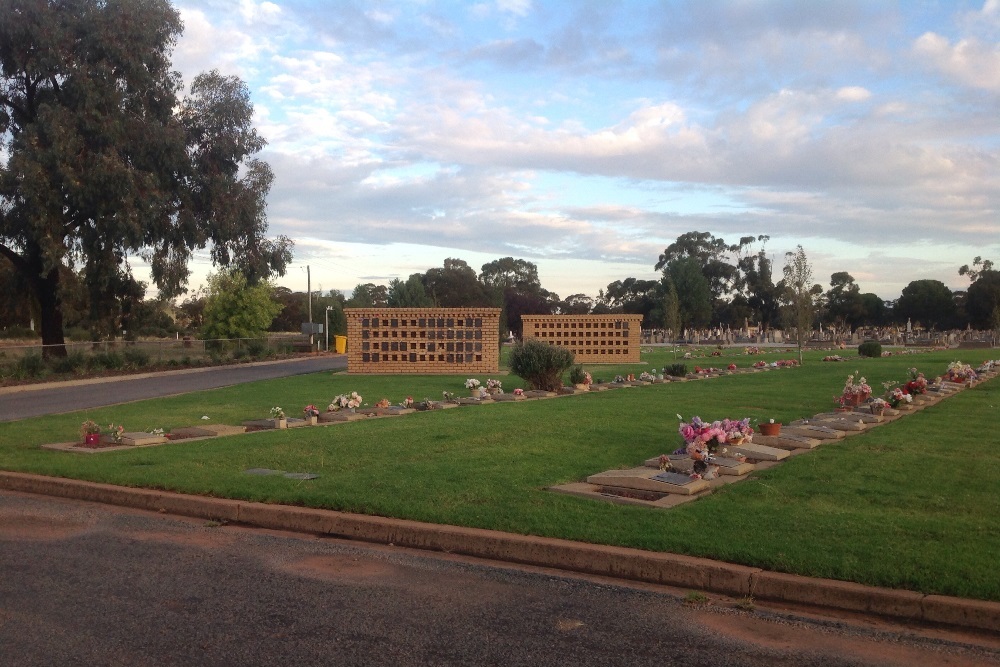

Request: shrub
left=12, top=353, right=46, bottom=379
left=49, top=351, right=88, bottom=375
left=89, top=351, right=125, bottom=370
left=665, top=363, right=688, bottom=377
left=0, top=326, right=39, bottom=340
left=122, top=347, right=150, bottom=368
left=568, top=365, right=589, bottom=385
left=508, top=339, right=574, bottom=391
left=858, top=341, right=882, bottom=358
left=246, top=338, right=270, bottom=358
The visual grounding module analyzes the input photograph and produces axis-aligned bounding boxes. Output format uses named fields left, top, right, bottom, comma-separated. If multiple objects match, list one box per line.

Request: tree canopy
left=0, top=0, right=291, bottom=355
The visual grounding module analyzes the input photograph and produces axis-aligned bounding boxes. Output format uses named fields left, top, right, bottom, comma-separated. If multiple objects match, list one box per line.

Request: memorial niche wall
left=521, top=314, right=643, bottom=364
left=344, top=308, right=501, bottom=374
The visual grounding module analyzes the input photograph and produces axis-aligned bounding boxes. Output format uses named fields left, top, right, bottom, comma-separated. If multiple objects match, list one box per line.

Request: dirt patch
left=0, top=514, right=89, bottom=541
left=278, top=554, right=403, bottom=583
left=697, top=608, right=995, bottom=667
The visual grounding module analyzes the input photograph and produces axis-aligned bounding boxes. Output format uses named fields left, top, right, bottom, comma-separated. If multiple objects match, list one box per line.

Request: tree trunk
left=36, top=266, right=67, bottom=359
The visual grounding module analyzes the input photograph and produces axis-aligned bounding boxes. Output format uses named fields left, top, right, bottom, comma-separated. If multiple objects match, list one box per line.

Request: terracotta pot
left=759, top=422, right=781, bottom=436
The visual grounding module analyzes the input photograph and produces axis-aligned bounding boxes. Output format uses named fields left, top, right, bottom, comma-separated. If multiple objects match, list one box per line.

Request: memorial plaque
left=651, top=471, right=694, bottom=485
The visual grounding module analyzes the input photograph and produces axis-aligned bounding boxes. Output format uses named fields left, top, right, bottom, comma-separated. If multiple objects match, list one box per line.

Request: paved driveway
left=0, top=356, right=346, bottom=422
left=2, top=490, right=996, bottom=667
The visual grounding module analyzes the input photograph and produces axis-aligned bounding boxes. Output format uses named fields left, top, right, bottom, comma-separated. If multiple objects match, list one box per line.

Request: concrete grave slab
left=586, top=467, right=709, bottom=495
left=318, top=411, right=368, bottom=422
left=117, top=432, right=168, bottom=447
left=189, top=424, right=246, bottom=437
left=781, top=425, right=846, bottom=440
left=491, top=393, right=525, bottom=401
left=523, top=390, right=559, bottom=398
left=726, top=443, right=790, bottom=462
left=815, top=411, right=884, bottom=424
left=171, top=426, right=219, bottom=439
left=794, top=418, right=868, bottom=432
left=754, top=434, right=822, bottom=450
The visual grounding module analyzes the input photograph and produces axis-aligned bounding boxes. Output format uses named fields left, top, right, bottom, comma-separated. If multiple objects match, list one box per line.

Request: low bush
left=508, top=339, right=574, bottom=391
left=858, top=340, right=882, bottom=358
left=568, top=365, right=589, bottom=385
left=665, top=362, right=688, bottom=377
left=89, top=351, right=125, bottom=371
left=12, top=353, right=47, bottom=379
left=49, top=351, right=88, bottom=375
left=0, top=326, right=38, bottom=339
left=246, top=338, right=270, bottom=358
left=122, top=347, right=150, bottom=368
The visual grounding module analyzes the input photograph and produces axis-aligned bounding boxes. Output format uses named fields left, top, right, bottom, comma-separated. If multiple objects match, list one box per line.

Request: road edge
left=1, top=470, right=997, bottom=633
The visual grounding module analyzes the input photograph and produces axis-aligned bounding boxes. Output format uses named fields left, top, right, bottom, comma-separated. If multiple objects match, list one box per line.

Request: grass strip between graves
left=0, top=348, right=998, bottom=602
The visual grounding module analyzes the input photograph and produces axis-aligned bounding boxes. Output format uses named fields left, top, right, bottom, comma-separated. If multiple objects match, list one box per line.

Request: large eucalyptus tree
left=0, top=0, right=291, bottom=355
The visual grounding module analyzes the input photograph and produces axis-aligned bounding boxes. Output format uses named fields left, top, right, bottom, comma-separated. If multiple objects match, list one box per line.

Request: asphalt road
left=0, top=356, right=346, bottom=422
left=1, top=491, right=997, bottom=667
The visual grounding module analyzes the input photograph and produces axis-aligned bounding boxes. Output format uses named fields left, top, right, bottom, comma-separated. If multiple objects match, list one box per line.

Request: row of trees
left=0, top=0, right=291, bottom=356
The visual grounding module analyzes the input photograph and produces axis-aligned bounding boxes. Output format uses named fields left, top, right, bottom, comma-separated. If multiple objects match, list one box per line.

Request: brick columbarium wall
left=345, top=308, right=501, bottom=374
left=521, top=314, right=643, bottom=364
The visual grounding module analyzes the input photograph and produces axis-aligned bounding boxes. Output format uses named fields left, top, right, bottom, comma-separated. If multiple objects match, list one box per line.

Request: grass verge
left=0, top=347, right=997, bottom=602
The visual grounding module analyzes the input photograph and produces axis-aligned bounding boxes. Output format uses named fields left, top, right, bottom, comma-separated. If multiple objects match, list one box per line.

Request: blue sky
left=165, top=0, right=1000, bottom=301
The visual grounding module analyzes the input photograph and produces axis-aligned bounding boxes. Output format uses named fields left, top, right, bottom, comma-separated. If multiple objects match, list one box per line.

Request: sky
left=164, top=0, right=1000, bottom=302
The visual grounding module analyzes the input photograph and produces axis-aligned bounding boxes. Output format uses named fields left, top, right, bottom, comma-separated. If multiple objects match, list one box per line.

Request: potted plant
left=485, top=378, right=503, bottom=395
left=80, top=419, right=101, bottom=446
left=270, top=406, right=287, bottom=429
left=464, top=378, right=482, bottom=396
left=303, top=404, right=320, bottom=425
left=759, top=419, right=781, bottom=436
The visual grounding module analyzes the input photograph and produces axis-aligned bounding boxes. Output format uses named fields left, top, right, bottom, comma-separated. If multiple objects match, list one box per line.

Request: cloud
left=913, top=32, right=1000, bottom=91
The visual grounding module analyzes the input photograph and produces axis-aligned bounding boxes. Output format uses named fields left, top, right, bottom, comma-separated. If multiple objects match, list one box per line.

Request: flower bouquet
left=303, top=404, right=320, bottom=424
left=945, top=361, right=978, bottom=383
left=399, top=396, right=414, bottom=409
left=835, top=372, right=871, bottom=408
left=674, top=415, right=753, bottom=479
left=753, top=360, right=767, bottom=369
left=329, top=392, right=363, bottom=411
left=638, top=371, right=655, bottom=382
left=485, top=378, right=503, bottom=394
left=904, top=368, right=928, bottom=395
left=868, top=397, right=889, bottom=416
left=727, top=363, right=737, bottom=371
left=374, top=398, right=391, bottom=409
left=106, top=423, right=125, bottom=444
left=464, top=378, right=481, bottom=390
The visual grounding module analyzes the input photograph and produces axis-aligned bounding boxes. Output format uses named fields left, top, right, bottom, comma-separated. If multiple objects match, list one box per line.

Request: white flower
left=201, top=415, right=210, bottom=420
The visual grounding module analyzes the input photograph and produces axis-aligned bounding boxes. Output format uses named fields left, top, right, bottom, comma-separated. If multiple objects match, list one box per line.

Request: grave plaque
left=651, top=471, right=695, bottom=485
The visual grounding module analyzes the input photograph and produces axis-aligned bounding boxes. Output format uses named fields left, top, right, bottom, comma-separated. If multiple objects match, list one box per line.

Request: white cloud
left=913, top=32, right=1000, bottom=91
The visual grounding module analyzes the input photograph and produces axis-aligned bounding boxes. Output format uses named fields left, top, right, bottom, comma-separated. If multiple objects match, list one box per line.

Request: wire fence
left=0, top=334, right=315, bottom=362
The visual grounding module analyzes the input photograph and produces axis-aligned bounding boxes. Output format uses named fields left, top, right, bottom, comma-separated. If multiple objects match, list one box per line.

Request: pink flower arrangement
left=303, top=404, right=320, bottom=417
left=753, top=360, right=767, bottom=368
left=513, top=388, right=524, bottom=396
left=727, top=363, right=737, bottom=370
left=675, top=415, right=753, bottom=461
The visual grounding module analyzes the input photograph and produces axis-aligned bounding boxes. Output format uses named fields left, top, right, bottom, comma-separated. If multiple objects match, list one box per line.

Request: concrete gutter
left=2, top=470, right=997, bottom=634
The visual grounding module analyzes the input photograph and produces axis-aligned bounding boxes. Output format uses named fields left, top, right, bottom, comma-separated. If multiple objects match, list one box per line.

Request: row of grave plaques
left=576, top=367, right=996, bottom=505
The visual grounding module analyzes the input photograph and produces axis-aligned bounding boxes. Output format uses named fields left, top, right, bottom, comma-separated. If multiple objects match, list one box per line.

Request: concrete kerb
left=1, top=470, right=998, bottom=634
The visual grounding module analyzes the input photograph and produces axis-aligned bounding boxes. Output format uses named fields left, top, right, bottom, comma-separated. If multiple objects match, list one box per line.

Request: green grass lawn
left=1, top=347, right=998, bottom=602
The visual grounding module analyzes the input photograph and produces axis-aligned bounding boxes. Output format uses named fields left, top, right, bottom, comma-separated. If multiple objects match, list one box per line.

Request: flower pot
left=83, top=433, right=100, bottom=446
left=469, top=389, right=480, bottom=397
left=759, top=423, right=781, bottom=436
left=305, top=415, right=318, bottom=426
left=273, top=418, right=287, bottom=429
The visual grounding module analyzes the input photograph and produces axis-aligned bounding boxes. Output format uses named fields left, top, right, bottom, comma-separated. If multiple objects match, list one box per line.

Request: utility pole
left=307, top=265, right=314, bottom=350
